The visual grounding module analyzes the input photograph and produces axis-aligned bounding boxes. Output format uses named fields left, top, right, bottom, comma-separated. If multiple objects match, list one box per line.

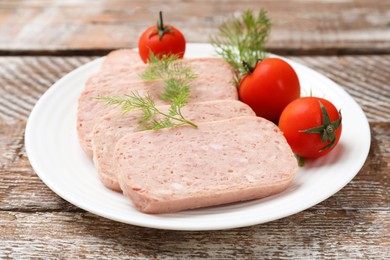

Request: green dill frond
left=139, top=54, right=195, bottom=105
left=140, top=53, right=196, bottom=81
left=211, top=9, right=271, bottom=83
left=99, top=92, right=155, bottom=114
left=171, top=90, right=189, bottom=108
left=100, top=91, right=197, bottom=129
left=97, top=96, right=128, bottom=106
left=100, top=52, right=198, bottom=130
left=161, top=78, right=191, bottom=103
left=168, top=103, right=180, bottom=117
left=146, top=117, right=177, bottom=130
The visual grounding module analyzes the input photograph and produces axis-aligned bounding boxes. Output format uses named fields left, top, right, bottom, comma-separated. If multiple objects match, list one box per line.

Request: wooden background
left=0, top=0, right=389, bottom=259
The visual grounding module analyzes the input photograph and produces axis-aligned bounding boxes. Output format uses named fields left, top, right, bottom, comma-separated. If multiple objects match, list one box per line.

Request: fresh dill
left=140, top=53, right=197, bottom=103
left=140, top=54, right=196, bottom=81
left=210, top=9, right=271, bottom=84
left=100, top=54, right=198, bottom=130
left=99, top=92, right=197, bottom=130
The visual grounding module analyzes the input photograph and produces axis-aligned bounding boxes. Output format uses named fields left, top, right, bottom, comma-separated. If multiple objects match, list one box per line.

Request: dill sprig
left=100, top=54, right=198, bottom=130
left=160, top=78, right=191, bottom=103
left=140, top=53, right=197, bottom=103
left=99, top=92, right=197, bottom=130
left=140, top=54, right=196, bottom=81
left=210, top=9, right=271, bottom=83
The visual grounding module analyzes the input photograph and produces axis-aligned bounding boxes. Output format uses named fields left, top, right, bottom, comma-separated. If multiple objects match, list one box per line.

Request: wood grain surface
left=0, top=0, right=389, bottom=258
left=1, top=210, right=389, bottom=259
left=0, top=0, right=389, bottom=55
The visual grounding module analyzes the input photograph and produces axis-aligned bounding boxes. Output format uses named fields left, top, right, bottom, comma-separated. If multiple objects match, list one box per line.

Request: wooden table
left=1, top=1, right=389, bottom=258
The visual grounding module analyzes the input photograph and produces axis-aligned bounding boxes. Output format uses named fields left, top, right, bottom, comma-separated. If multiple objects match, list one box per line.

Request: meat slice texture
left=92, top=100, right=255, bottom=191
left=99, top=48, right=235, bottom=82
left=86, top=72, right=237, bottom=102
left=115, top=116, right=298, bottom=214
left=87, top=58, right=235, bottom=95
left=182, top=58, right=235, bottom=83
left=101, top=49, right=145, bottom=72
left=77, top=80, right=167, bottom=157
left=78, top=73, right=238, bottom=156
left=78, top=52, right=237, bottom=156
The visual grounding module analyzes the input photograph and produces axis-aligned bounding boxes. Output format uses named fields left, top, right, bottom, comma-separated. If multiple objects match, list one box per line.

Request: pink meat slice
left=86, top=72, right=237, bottom=101
left=77, top=80, right=167, bottom=157
left=85, top=70, right=145, bottom=90
left=78, top=51, right=237, bottom=156
left=182, top=57, right=235, bottom=83
left=101, top=49, right=145, bottom=72
left=87, top=58, right=235, bottom=94
left=92, top=100, right=255, bottom=191
left=100, top=49, right=235, bottom=81
left=78, top=73, right=238, bottom=156
left=115, top=116, right=298, bottom=214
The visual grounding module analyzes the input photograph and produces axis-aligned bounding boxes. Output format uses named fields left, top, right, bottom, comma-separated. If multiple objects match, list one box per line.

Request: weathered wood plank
left=0, top=56, right=95, bottom=124
left=0, top=210, right=389, bottom=259
left=0, top=121, right=25, bottom=169
left=0, top=0, right=389, bottom=55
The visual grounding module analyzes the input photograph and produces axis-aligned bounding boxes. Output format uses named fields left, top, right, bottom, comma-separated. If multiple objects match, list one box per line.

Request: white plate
left=25, top=43, right=370, bottom=231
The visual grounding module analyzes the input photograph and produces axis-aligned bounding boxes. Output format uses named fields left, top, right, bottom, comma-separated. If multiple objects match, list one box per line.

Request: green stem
left=152, top=107, right=198, bottom=128
left=176, top=105, right=197, bottom=128
left=156, top=11, right=171, bottom=40
left=158, top=11, right=163, bottom=30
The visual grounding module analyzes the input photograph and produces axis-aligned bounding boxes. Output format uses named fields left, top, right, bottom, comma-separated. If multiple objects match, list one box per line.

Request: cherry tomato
left=278, top=97, right=342, bottom=159
left=238, top=58, right=300, bottom=122
left=138, top=11, right=186, bottom=63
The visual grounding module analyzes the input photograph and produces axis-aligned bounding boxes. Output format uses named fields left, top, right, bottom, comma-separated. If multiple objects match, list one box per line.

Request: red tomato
left=278, top=97, right=342, bottom=158
left=138, top=11, right=186, bottom=63
left=238, top=58, right=300, bottom=122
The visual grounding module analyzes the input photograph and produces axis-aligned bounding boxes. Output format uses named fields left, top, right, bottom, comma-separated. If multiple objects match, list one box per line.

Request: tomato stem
left=156, top=11, right=172, bottom=40
left=242, top=59, right=263, bottom=75
left=159, top=11, right=164, bottom=28
left=242, top=61, right=255, bottom=74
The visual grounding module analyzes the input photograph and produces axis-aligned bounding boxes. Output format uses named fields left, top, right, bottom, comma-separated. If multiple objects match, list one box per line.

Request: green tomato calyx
left=150, top=11, right=172, bottom=40
left=300, top=101, right=342, bottom=152
left=242, top=59, right=263, bottom=75
left=242, top=60, right=255, bottom=74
